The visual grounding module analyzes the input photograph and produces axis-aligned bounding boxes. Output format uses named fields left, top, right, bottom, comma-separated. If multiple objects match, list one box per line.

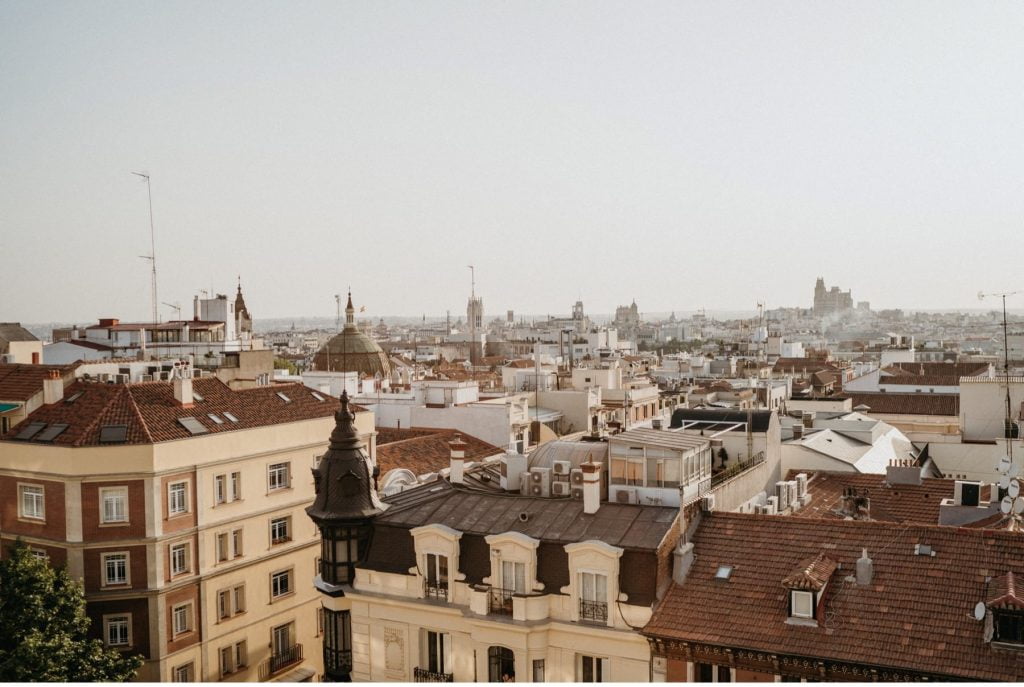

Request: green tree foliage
left=273, top=357, right=298, bottom=374
left=0, top=541, right=143, bottom=682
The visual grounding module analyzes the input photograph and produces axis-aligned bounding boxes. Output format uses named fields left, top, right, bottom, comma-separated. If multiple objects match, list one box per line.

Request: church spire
left=345, top=289, right=356, bottom=330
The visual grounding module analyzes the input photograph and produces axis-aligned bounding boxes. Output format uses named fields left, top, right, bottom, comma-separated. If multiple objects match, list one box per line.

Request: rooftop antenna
left=132, top=172, right=158, bottom=323
left=162, top=302, right=182, bottom=320
left=335, top=294, right=341, bottom=331
left=468, top=265, right=476, bottom=364
left=979, top=289, right=1020, bottom=463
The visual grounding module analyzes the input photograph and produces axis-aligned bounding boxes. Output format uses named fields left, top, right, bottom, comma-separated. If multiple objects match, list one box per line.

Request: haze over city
left=4, top=1, right=1024, bottom=323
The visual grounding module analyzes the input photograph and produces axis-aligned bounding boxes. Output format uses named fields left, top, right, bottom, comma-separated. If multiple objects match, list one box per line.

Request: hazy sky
left=3, top=1, right=1023, bottom=323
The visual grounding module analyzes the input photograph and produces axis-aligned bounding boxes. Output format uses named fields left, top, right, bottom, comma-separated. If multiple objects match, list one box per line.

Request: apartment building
left=0, top=368, right=374, bottom=682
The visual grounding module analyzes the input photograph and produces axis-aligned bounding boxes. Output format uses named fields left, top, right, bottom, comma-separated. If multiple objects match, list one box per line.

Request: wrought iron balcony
left=423, top=579, right=449, bottom=601
left=579, top=598, right=609, bottom=623
left=259, top=643, right=303, bottom=680
left=323, top=647, right=352, bottom=679
left=488, top=587, right=514, bottom=615
left=414, top=667, right=454, bottom=682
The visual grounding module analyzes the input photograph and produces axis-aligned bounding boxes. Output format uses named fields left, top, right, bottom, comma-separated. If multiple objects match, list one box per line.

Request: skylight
left=311, top=392, right=325, bottom=402
left=207, top=413, right=224, bottom=425
left=192, top=392, right=205, bottom=402
left=715, top=565, right=733, bottom=580
left=35, top=423, right=69, bottom=442
left=13, top=422, right=47, bottom=441
left=99, top=425, right=128, bottom=443
left=276, top=392, right=291, bottom=403
left=177, top=416, right=209, bottom=435
left=223, top=412, right=239, bottom=423
left=64, top=391, right=85, bottom=404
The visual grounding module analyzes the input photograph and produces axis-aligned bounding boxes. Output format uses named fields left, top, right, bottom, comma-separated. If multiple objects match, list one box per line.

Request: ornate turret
left=306, top=391, right=381, bottom=682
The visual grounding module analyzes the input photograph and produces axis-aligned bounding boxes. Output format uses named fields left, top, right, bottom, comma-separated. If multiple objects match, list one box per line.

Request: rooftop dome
left=313, top=291, right=392, bottom=378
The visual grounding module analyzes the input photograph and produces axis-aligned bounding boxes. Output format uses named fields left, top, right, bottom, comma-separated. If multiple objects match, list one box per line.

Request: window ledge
left=991, top=641, right=1024, bottom=652
left=16, top=516, right=46, bottom=524
left=167, top=512, right=191, bottom=520
left=99, top=522, right=130, bottom=528
left=270, top=591, right=296, bottom=603
left=785, top=617, right=818, bottom=628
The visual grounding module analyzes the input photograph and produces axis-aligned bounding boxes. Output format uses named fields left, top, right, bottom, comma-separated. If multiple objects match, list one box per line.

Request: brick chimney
left=581, top=461, right=602, bottom=514
left=43, top=369, right=64, bottom=405
left=449, top=434, right=466, bottom=485
left=173, top=369, right=194, bottom=407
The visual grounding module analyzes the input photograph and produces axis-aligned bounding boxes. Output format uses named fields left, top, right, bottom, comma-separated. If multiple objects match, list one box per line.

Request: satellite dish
left=1001, top=496, right=1013, bottom=514
left=1013, top=498, right=1024, bottom=515
left=999, top=457, right=1011, bottom=472
left=1010, top=463, right=1021, bottom=478
left=1011, top=480, right=1021, bottom=499
left=1000, top=476, right=1011, bottom=489
left=974, top=602, right=987, bottom=621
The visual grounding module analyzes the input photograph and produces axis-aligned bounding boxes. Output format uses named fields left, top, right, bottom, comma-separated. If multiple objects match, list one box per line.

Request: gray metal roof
left=609, top=427, right=710, bottom=451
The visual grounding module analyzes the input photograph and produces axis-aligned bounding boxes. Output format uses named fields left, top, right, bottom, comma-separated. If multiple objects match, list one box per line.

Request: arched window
left=487, top=646, right=515, bottom=682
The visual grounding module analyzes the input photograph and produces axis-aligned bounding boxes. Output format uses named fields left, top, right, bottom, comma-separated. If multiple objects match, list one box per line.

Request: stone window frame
left=102, top=613, right=132, bottom=648
left=410, top=524, right=464, bottom=599
left=563, top=540, right=624, bottom=627
left=17, top=482, right=45, bottom=522
left=484, top=531, right=542, bottom=595
left=171, top=601, right=193, bottom=636
left=101, top=551, right=131, bottom=587
left=169, top=541, right=191, bottom=577
left=167, top=479, right=190, bottom=518
left=99, top=486, right=129, bottom=525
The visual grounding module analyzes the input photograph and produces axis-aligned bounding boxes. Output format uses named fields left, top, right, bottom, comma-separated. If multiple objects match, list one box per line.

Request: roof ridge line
left=124, top=384, right=155, bottom=443
left=71, top=384, right=129, bottom=447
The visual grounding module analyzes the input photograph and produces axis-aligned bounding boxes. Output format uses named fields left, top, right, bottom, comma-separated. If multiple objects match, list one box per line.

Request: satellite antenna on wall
left=974, top=602, right=987, bottom=621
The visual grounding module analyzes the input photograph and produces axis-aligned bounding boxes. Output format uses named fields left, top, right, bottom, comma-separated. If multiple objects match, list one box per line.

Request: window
left=268, top=462, right=290, bottom=491
left=424, top=553, right=449, bottom=599
left=217, top=589, right=231, bottom=620
left=717, top=665, right=732, bottom=682
left=214, top=475, right=227, bottom=504
left=791, top=590, right=814, bottom=619
left=609, top=455, right=644, bottom=486
left=420, top=629, right=451, bottom=676
left=271, top=569, right=292, bottom=599
left=579, top=572, right=608, bottom=623
left=230, top=471, right=241, bottom=500
left=104, top=615, right=131, bottom=647
left=501, top=560, right=526, bottom=594
left=270, top=516, right=291, bottom=545
left=994, top=610, right=1024, bottom=644
left=647, top=456, right=681, bottom=488
left=234, top=640, right=248, bottom=670
left=30, top=548, right=48, bottom=562
left=232, top=528, right=244, bottom=557
left=103, top=552, right=128, bottom=586
left=170, top=543, right=190, bottom=576
left=220, top=646, right=234, bottom=676
left=233, top=584, right=246, bottom=614
left=533, top=659, right=545, bottom=682
left=578, top=655, right=608, bottom=682
left=696, top=663, right=714, bottom=682
left=172, top=603, right=191, bottom=635
left=216, top=532, right=229, bottom=562
left=100, top=488, right=128, bottom=524
left=168, top=481, right=188, bottom=515
left=172, top=663, right=194, bottom=682
left=19, top=484, right=44, bottom=520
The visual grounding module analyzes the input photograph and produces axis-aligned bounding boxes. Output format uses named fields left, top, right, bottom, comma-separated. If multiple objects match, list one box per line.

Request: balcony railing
left=414, top=667, right=454, bottom=682
left=423, top=579, right=449, bottom=601
left=710, top=451, right=766, bottom=488
left=579, top=598, right=609, bottom=623
left=488, top=587, right=514, bottom=615
left=259, top=643, right=303, bottom=680
left=323, top=647, right=352, bottom=678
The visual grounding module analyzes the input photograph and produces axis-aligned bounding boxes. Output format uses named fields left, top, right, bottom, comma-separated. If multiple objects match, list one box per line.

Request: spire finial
left=329, top=389, right=361, bottom=448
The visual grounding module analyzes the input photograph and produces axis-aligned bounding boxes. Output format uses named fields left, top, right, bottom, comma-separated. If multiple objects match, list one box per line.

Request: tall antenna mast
left=132, top=172, right=158, bottom=323
left=979, top=289, right=1020, bottom=462
left=335, top=294, right=341, bottom=331
left=468, top=265, right=476, bottom=364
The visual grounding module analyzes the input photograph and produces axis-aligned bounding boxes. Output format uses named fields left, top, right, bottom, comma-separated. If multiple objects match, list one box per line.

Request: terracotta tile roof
left=375, top=427, right=503, bottom=476
left=986, top=571, right=1024, bottom=611
left=504, top=359, right=537, bottom=368
left=880, top=375, right=962, bottom=387
left=840, top=393, right=959, bottom=416
left=781, top=553, right=837, bottom=591
left=0, top=377, right=353, bottom=446
left=784, top=470, right=1002, bottom=527
left=0, top=323, right=38, bottom=350
left=888, top=362, right=991, bottom=378
left=59, top=339, right=114, bottom=351
left=0, top=363, right=79, bottom=401
left=773, top=358, right=837, bottom=372
left=643, top=512, right=1024, bottom=680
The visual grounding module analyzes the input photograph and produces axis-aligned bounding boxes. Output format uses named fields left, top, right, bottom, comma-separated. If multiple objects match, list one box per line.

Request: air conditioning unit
left=775, top=481, right=790, bottom=511
left=115, top=373, right=129, bottom=384
left=795, top=473, right=808, bottom=497
left=954, top=480, right=982, bottom=507
left=701, top=494, right=716, bottom=512
left=766, top=495, right=779, bottom=514
left=530, top=468, right=551, bottom=497
left=140, top=374, right=153, bottom=382
left=519, top=471, right=531, bottom=495
left=570, top=468, right=584, bottom=485
left=614, top=487, right=637, bottom=504
left=552, top=460, right=571, bottom=476
left=753, top=504, right=767, bottom=515
left=571, top=487, right=584, bottom=500
left=787, top=480, right=799, bottom=508
left=552, top=481, right=570, bottom=497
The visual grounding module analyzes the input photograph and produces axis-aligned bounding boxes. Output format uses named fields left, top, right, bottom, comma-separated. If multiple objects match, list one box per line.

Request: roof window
left=64, top=391, right=85, bottom=404
left=35, top=423, right=69, bottom=442
left=192, top=391, right=204, bottom=402
left=207, top=413, right=224, bottom=425
left=223, top=412, right=239, bottom=423
left=177, top=417, right=209, bottom=435
left=715, top=565, right=733, bottom=580
left=99, top=425, right=128, bottom=443
left=276, top=392, right=291, bottom=403
left=311, top=392, right=325, bottom=402
left=13, top=422, right=47, bottom=441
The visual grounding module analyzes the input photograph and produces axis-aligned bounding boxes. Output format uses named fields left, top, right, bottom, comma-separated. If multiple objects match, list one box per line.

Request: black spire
left=306, top=391, right=382, bottom=522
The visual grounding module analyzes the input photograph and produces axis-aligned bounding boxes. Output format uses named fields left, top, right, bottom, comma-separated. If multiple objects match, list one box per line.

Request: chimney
left=855, top=548, right=873, bottom=585
left=652, top=418, right=663, bottom=430
left=886, top=458, right=922, bottom=486
left=173, top=370, right=194, bottom=407
left=581, top=461, right=602, bottom=514
left=43, top=369, right=64, bottom=405
left=792, top=423, right=804, bottom=440
left=802, top=411, right=815, bottom=429
left=673, top=541, right=695, bottom=585
left=449, top=434, right=466, bottom=485
left=193, top=295, right=201, bottom=320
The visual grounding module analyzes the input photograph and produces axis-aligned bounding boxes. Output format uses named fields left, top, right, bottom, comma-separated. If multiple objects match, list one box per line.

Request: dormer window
left=790, top=590, right=815, bottom=619
left=994, top=610, right=1024, bottom=644
left=782, top=553, right=836, bottom=625
left=986, top=571, right=1024, bottom=646
left=579, top=572, right=609, bottom=623
left=425, top=553, right=449, bottom=600
left=411, top=524, right=463, bottom=603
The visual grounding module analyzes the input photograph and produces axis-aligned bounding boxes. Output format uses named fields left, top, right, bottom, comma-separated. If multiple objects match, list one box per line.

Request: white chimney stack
left=581, top=461, right=602, bottom=514
left=173, top=368, right=194, bottom=407
left=449, top=434, right=467, bottom=485
left=43, top=370, right=64, bottom=405
left=856, top=548, right=873, bottom=586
